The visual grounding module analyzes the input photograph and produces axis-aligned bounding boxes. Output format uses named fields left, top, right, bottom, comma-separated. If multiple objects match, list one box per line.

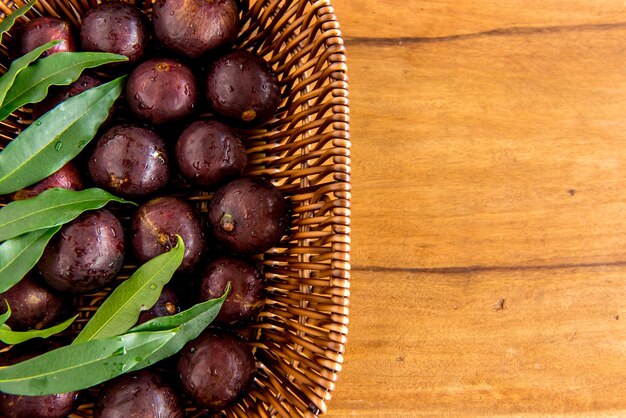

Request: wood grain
left=348, top=24, right=626, bottom=271
left=328, top=1, right=626, bottom=416
left=332, top=268, right=626, bottom=416
left=338, top=0, right=626, bottom=40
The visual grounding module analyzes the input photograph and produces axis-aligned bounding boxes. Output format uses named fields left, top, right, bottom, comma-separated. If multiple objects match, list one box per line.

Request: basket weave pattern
left=0, top=0, right=350, bottom=416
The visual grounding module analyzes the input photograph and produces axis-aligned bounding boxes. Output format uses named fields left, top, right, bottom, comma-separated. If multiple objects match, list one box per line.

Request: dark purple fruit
left=200, top=256, right=265, bottom=325
left=208, top=178, right=289, bottom=254
left=0, top=392, right=79, bottom=418
left=206, top=49, right=281, bottom=126
left=126, top=58, right=197, bottom=125
left=153, top=0, right=239, bottom=59
left=88, top=125, right=170, bottom=199
left=94, top=370, right=185, bottom=418
left=0, top=348, right=79, bottom=418
left=0, top=273, right=63, bottom=331
left=32, top=74, right=103, bottom=119
left=80, top=2, right=149, bottom=64
left=11, top=162, right=83, bottom=201
left=20, top=17, right=76, bottom=57
left=131, top=197, right=205, bottom=273
left=175, top=120, right=247, bottom=189
left=137, top=286, right=180, bottom=324
left=177, top=329, right=255, bottom=408
left=37, top=209, right=125, bottom=293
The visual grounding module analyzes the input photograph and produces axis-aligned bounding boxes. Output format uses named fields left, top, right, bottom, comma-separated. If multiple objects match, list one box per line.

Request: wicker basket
left=0, top=0, right=350, bottom=416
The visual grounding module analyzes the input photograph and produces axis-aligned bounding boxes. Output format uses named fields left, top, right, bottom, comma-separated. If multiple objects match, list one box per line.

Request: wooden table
left=327, top=1, right=626, bottom=416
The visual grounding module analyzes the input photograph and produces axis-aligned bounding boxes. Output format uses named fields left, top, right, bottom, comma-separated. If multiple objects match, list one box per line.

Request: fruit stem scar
left=158, top=232, right=170, bottom=246
left=165, top=302, right=177, bottom=315
left=242, top=109, right=256, bottom=122
left=220, top=213, right=235, bottom=232
left=156, top=63, right=170, bottom=71
left=110, top=175, right=127, bottom=188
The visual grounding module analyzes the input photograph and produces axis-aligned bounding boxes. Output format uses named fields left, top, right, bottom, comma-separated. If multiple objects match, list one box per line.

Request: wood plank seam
left=345, top=21, right=626, bottom=45
left=352, top=259, right=626, bottom=274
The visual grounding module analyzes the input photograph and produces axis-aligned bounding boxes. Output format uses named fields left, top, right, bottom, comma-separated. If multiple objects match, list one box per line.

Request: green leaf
left=0, top=315, right=76, bottom=345
left=0, top=329, right=177, bottom=395
left=0, top=40, right=61, bottom=107
left=0, top=292, right=227, bottom=396
left=0, top=302, right=11, bottom=326
left=129, top=283, right=230, bottom=333
left=0, top=188, right=135, bottom=242
left=128, top=286, right=228, bottom=371
left=0, top=76, right=126, bottom=195
left=73, top=236, right=185, bottom=344
left=0, top=0, right=36, bottom=43
left=0, top=226, right=61, bottom=293
left=0, top=52, right=128, bottom=120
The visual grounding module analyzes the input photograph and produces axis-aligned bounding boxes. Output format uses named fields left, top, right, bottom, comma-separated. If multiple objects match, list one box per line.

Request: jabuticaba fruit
left=177, top=329, right=256, bottom=408
left=130, top=196, right=206, bottom=273
left=20, top=17, right=76, bottom=57
left=33, top=74, right=103, bottom=120
left=175, top=120, right=247, bottom=190
left=207, top=177, right=289, bottom=255
left=94, top=370, right=185, bottom=418
left=0, top=272, right=64, bottom=331
left=205, top=49, right=281, bottom=127
left=152, top=0, right=239, bottom=59
left=11, top=162, right=84, bottom=201
left=80, top=2, right=149, bottom=64
left=126, top=58, right=198, bottom=125
left=88, top=124, right=170, bottom=199
left=199, top=256, right=265, bottom=325
left=37, top=209, right=125, bottom=294
left=136, top=286, right=181, bottom=325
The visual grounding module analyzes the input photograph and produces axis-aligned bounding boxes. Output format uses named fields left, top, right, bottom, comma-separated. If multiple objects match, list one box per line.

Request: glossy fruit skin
left=0, top=348, right=80, bottom=418
left=32, top=74, right=103, bottom=120
left=11, top=162, right=83, bottom=201
left=0, top=273, right=63, bottom=331
left=0, top=388, right=79, bottom=418
left=37, top=209, right=125, bottom=293
left=206, top=49, right=281, bottom=126
left=131, top=197, right=206, bottom=273
left=200, top=256, right=265, bottom=325
left=153, top=0, right=239, bottom=59
left=137, top=286, right=180, bottom=324
left=80, top=2, right=149, bottom=64
left=20, top=17, right=76, bottom=57
left=208, top=177, right=289, bottom=254
left=126, top=58, right=197, bottom=125
left=94, top=370, right=185, bottom=418
left=177, top=329, right=255, bottom=408
left=175, top=120, right=247, bottom=189
left=88, top=125, right=170, bottom=199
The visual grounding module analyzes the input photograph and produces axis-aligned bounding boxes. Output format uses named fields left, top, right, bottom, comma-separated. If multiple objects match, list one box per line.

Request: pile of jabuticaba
left=0, top=0, right=351, bottom=417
